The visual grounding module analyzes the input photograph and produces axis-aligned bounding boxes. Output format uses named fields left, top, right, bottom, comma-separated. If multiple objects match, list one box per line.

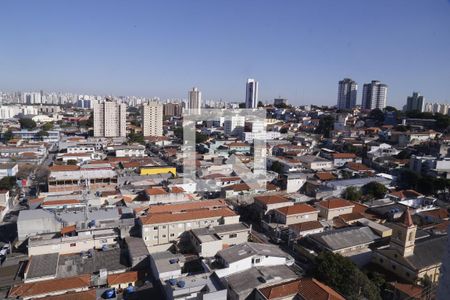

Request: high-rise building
left=142, top=101, right=163, bottom=137
left=163, top=102, right=182, bottom=117
left=405, top=92, right=425, bottom=112
left=188, top=87, right=202, bottom=114
left=93, top=99, right=127, bottom=137
left=361, top=80, right=388, bottom=110
left=337, top=78, right=357, bottom=110
left=245, top=78, right=259, bottom=108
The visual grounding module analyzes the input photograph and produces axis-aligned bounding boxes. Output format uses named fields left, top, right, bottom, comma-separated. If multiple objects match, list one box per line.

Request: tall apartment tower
left=142, top=101, right=163, bottom=137
left=188, top=87, right=202, bottom=114
left=337, top=78, right=357, bottom=110
left=405, top=92, right=425, bottom=112
left=163, top=102, right=182, bottom=117
left=245, top=78, right=259, bottom=108
left=93, top=99, right=127, bottom=137
left=361, top=80, right=388, bottom=110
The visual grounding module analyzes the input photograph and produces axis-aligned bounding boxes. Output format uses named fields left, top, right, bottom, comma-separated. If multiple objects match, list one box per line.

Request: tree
left=67, top=159, right=78, bottom=165
left=19, top=118, right=37, bottom=130
left=270, top=161, right=284, bottom=174
left=397, top=168, right=420, bottom=190
left=0, top=176, right=16, bottom=191
left=42, top=122, right=54, bottom=131
left=128, top=133, right=145, bottom=145
left=342, top=186, right=362, bottom=201
left=2, top=130, right=13, bottom=143
left=316, top=115, right=335, bottom=138
left=369, top=108, right=384, bottom=124
left=36, top=130, right=49, bottom=140
left=196, top=132, right=208, bottom=143
left=313, top=252, right=381, bottom=300
left=362, top=181, right=388, bottom=199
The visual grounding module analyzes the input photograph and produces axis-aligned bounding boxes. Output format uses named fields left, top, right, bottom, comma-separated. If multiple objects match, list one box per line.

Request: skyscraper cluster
left=336, top=78, right=388, bottom=110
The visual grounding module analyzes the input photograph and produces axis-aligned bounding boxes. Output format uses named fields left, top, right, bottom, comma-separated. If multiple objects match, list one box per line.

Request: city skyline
left=1, top=0, right=450, bottom=106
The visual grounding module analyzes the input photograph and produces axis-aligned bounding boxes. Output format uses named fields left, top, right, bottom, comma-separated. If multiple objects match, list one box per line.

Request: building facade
left=93, top=99, right=126, bottom=137
left=188, top=87, right=202, bottom=114
left=405, top=92, right=425, bottom=112
left=337, top=78, right=357, bottom=110
left=245, top=78, right=259, bottom=109
left=362, top=80, right=388, bottom=110
left=142, top=101, right=163, bottom=137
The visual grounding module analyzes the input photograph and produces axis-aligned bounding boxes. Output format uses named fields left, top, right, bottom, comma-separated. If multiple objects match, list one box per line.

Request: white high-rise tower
left=142, top=101, right=163, bottom=137
left=93, top=99, right=127, bottom=137
left=337, top=78, right=357, bottom=110
left=188, top=87, right=202, bottom=114
left=361, top=80, right=388, bottom=110
left=245, top=78, right=259, bottom=108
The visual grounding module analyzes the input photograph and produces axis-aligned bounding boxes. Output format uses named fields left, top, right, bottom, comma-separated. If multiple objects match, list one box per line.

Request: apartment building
left=93, top=99, right=126, bottom=137
left=139, top=200, right=239, bottom=252
left=142, top=101, right=163, bottom=137
left=316, top=197, right=355, bottom=220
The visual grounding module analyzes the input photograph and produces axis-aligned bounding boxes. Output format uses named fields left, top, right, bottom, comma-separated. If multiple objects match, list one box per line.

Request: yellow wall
left=140, top=167, right=176, bottom=176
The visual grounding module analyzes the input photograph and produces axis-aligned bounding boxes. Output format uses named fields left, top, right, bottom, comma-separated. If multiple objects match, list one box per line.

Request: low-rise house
left=0, top=162, right=18, bottom=179
left=47, top=167, right=118, bottom=193
left=272, top=203, right=318, bottom=225
left=297, top=155, right=333, bottom=171
left=254, top=195, right=293, bottom=218
left=144, top=186, right=186, bottom=205
left=214, top=242, right=295, bottom=278
left=316, top=198, right=355, bottom=220
left=108, top=144, right=146, bottom=157
left=149, top=251, right=185, bottom=280
left=387, top=190, right=423, bottom=202
left=329, top=152, right=361, bottom=167
left=8, top=274, right=91, bottom=300
left=255, top=278, right=345, bottom=300
left=189, top=223, right=250, bottom=257
left=288, top=221, right=324, bottom=239
left=107, top=271, right=138, bottom=290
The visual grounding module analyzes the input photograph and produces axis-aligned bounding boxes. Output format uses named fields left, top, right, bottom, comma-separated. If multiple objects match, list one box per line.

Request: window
left=170, top=233, right=175, bottom=237
left=153, top=226, right=158, bottom=230
left=252, top=258, right=261, bottom=264
left=70, top=243, right=76, bottom=247
left=162, top=234, right=166, bottom=238
left=229, top=233, right=237, bottom=238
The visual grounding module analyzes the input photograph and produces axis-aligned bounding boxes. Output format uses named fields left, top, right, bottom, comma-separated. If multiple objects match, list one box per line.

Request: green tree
left=342, top=186, right=362, bottom=201
left=2, top=130, right=14, bottom=143
left=67, top=159, right=78, bottom=165
left=313, top=252, right=381, bottom=300
left=196, top=132, right=209, bottom=143
left=128, top=133, right=145, bottom=145
left=397, top=168, right=420, bottom=190
left=369, top=108, right=385, bottom=124
left=36, top=130, right=49, bottom=140
left=270, top=161, right=284, bottom=174
left=19, top=118, right=37, bottom=130
left=362, top=181, right=388, bottom=199
left=316, top=115, right=335, bottom=138
left=0, top=176, right=17, bottom=191
left=173, top=127, right=183, bottom=139
left=42, top=122, right=54, bottom=131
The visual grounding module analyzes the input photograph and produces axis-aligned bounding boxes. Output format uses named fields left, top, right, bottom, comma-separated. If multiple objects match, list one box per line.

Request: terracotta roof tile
left=107, top=271, right=138, bottom=286
left=8, top=275, right=91, bottom=298
left=254, top=195, right=290, bottom=205
left=288, top=221, right=323, bottom=232
left=276, top=203, right=318, bottom=216
left=49, top=165, right=80, bottom=171
left=140, top=207, right=236, bottom=225
left=388, top=189, right=423, bottom=200
left=331, top=152, right=357, bottom=159
left=315, top=172, right=337, bottom=181
left=317, top=197, right=354, bottom=209
left=43, top=290, right=97, bottom=300
left=148, top=199, right=227, bottom=214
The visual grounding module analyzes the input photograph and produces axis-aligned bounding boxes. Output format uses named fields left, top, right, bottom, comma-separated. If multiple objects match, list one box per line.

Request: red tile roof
left=8, top=275, right=91, bottom=298
left=315, top=172, right=337, bottom=181
left=43, top=290, right=97, bottom=300
left=148, top=199, right=227, bottom=214
left=276, top=203, right=317, bottom=216
left=42, top=199, right=82, bottom=206
left=258, top=278, right=345, bottom=300
left=140, top=207, right=236, bottom=225
left=345, top=162, right=372, bottom=172
left=399, top=209, right=414, bottom=227
left=107, top=271, right=138, bottom=286
left=388, top=189, right=423, bottom=200
left=49, top=165, right=80, bottom=171
left=289, top=221, right=323, bottom=232
left=254, top=195, right=290, bottom=205
left=331, top=153, right=357, bottom=159
left=317, top=197, right=354, bottom=209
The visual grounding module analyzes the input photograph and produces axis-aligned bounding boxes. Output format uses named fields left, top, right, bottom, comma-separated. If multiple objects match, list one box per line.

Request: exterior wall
left=217, top=230, right=249, bottom=247
left=28, top=234, right=117, bottom=256
left=148, top=193, right=186, bottom=205
left=115, top=149, right=145, bottom=157
left=318, top=206, right=353, bottom=220
left=309, top=161, right=333, bottom=170
left=284, top=212, right=318, bottom=225
left=18, top=218, right=61, bottom=241
left=141, top=216, right=239, bottom=248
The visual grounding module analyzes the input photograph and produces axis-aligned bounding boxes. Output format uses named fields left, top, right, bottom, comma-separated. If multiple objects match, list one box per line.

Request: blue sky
left=1, top=0, right=450, bottom=107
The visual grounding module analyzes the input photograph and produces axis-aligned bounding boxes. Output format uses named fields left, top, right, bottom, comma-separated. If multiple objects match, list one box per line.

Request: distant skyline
left=1, top=0, right=450, bottom=107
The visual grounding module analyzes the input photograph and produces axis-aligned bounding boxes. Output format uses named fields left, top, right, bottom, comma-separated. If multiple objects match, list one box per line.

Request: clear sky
left=1, top=0, right=450, bottom=107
